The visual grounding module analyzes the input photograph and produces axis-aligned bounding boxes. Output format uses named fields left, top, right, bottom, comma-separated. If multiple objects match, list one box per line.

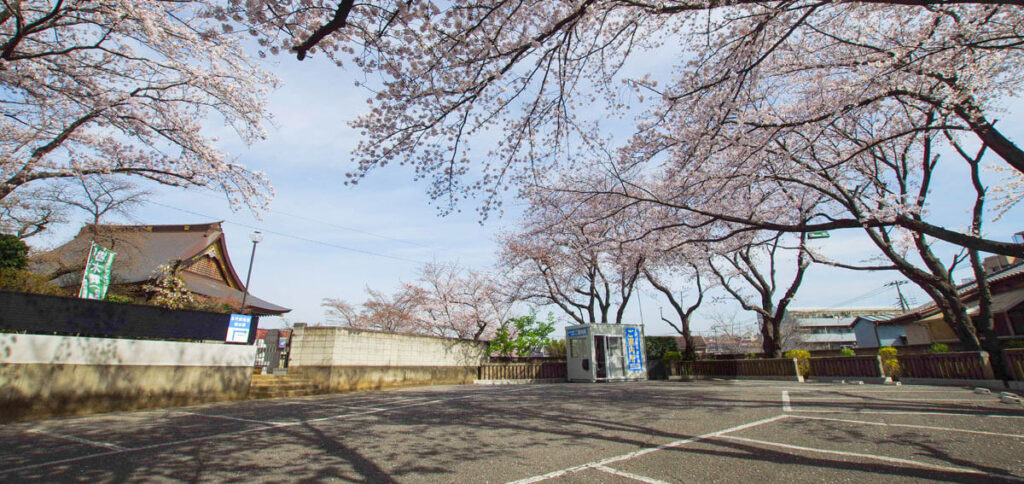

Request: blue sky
left=27, top=46, right=1024, bottom=338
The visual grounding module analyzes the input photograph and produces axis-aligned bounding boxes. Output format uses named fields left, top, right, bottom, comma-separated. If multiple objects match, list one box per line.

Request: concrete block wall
left=288, top=324, right=488, bottom=392
left=0, top=333, right=256, bottom=422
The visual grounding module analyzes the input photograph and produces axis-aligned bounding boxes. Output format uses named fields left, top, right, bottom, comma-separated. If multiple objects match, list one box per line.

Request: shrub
left=784, top=349, right=811, bottom=377
left=0, top=268, right=63, bottom=295
left=104, top=293, right=135, bottom=304
left=662, top=350, right=683, bottom=362
left=0, top=235, right=29, bottom=269
left=879, top=346, right=900, bottom=378
left=929, top=343, right=949, bottom=353
left=744, top=352, right=759, bottom=359
left=544, top=339, right=567, bottom=358
left=645, top=336, right=678, bottom=363
left=840, top=348, right=856, bottom=357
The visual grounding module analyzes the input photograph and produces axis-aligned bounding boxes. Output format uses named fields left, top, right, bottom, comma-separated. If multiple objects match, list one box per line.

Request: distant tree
left=40, top=177, right=150, bottom=227
left=321, top=285, right=429, bottom=334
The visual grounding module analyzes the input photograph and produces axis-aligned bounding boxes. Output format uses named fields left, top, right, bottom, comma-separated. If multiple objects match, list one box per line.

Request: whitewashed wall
left=289, top=325, right=487, bottom=368
left=0, top=333, right=255, bottom=366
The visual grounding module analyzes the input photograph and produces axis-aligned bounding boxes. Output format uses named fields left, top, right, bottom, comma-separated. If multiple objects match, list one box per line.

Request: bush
left=544, top=339, right=567, bottom=358
left=0, top=268, right=63, bottom=295
left=929, top=343, right=949, bottom=353
left=104, top=293, right=135, bottom=304
left=662, top=350, right=683, bottom=362
left=0, top=235, right=29, bottom=269
left=784, top=349, right=811, bottom=377
left=840, top=348, right=856, bottom=357
left=646, top=336, right=679, bottom=363
left=744, top=352, right=759, bottom=359
left=879, top=346, right=900, bottom=378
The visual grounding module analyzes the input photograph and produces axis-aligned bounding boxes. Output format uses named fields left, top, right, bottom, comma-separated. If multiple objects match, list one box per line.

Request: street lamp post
left=239, top=230, right=263, bottom=313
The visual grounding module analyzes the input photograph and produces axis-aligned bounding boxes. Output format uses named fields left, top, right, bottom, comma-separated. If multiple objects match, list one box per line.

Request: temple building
left=34, top=222, right=289, bottom=316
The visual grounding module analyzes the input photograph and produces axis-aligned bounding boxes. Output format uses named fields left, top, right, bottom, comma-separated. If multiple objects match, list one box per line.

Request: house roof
left=35, top=222, right=289, bottom=315
left=878, top=261, right=1024, bottom=326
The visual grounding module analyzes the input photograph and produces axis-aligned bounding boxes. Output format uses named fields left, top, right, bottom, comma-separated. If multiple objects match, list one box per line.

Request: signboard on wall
left=624, top=327, right=643, bottom=371
left=566, top=327, right=589, bottom=338
left=226, top=314, right=253, bottom=344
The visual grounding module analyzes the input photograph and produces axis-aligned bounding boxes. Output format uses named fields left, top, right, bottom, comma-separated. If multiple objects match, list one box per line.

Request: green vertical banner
left=78, top=243, right=116, bottom=300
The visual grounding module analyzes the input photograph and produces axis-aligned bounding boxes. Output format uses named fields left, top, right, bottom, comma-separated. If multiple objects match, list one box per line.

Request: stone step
left=248, top=374, right=319, bottom=399
left=248, top=388, right=319, bottom=399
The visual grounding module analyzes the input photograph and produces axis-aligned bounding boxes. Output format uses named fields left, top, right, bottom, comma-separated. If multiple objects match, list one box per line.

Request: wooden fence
left=808, top=356, right=884, bottom=378
left=897, top=352, right=995, bottom=380
left=1006, top=349, right=1024, bottom=381
left=680, top=358, right=799, bottom=378
left=478, top=362, right=566, bottom=380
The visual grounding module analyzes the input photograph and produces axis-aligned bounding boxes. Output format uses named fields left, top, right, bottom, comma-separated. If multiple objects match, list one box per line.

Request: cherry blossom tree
left=321, top=262, right=514, bottom=339
left=498, top=188, right=645, bottom=325
left=322, top=285, right=429, bottom=333
left=1, top=1, right=276, bottom=213
left=417, top=261, right=516, bottom=341
left=231, top=1, right=1022, bottom=242
left=708, top=232, right=810, bottom=358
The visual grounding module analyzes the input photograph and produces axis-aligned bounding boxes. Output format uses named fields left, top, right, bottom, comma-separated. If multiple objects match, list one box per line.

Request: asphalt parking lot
left=1, top=380, right=1022, bottom=483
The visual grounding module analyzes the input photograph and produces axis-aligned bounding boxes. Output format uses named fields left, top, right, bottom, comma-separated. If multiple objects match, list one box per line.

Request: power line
left=147, top=200, right=433, bottom=266
left=189, top=189, right=436, bottom=250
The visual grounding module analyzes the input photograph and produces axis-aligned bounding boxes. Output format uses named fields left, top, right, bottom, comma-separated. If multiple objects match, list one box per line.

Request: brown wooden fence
left=897, top=352, right=995, bottom=380
left=808, top=356, right=884, bottom=378
left=1004, top=349, right=1024, bottom=381
left=680, top=358, right=799, bottom=378
left=478, top=362, right=566, bottom=380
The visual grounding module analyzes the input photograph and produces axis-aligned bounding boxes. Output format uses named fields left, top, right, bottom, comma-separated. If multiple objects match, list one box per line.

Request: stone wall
left=288, top=324, right=488, bottom=392
left=0, top=333, right=255, bottom=422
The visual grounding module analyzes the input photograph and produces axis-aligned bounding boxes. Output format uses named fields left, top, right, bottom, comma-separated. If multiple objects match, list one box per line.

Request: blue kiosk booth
left=565, top=324, right=647, bottom=382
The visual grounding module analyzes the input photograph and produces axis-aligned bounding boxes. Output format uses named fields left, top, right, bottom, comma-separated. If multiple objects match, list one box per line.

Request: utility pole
left=885, top=281, right=910, bottom=312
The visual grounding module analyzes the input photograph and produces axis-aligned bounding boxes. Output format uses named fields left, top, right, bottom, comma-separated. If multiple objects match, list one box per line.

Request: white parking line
left=782, top=391, right=792, bottom=412
left=716, top=434, right=1024, bottom=481
left=788, top=408, right=1024, bottom=418
left=27, top=429, right=129, bottom=451
left=507, top=415, right=788, bottom=483
left=789, top=415, right=1024, bottom=439
left=594, top=465, right=671, bottom=484
left=792, top=397, right=994, bottom=402
left=175, top=411, right=277, bottom=425
left=0, top=386, right=536, bottom=476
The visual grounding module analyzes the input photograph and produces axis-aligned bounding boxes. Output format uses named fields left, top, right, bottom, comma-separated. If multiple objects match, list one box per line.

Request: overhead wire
left=147, top=200, right=434, bottom=266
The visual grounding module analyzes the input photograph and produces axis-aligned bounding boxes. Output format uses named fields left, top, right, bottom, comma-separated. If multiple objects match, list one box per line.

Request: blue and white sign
left=226, top=314, right=253, bottom=344
left=566, top=327, right=589, bottom=338
left=624, top=327, right=644, bottom=371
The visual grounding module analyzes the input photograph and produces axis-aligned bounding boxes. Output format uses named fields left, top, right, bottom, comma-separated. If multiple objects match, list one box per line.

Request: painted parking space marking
left=789, top=414, right=1024, bottom=439
left=715, top=434, right=1024, bottom=482
left=507, top=415, right=788, bottom=483
left=0, top=386, right=536, bottom=476
left=593, top=465, right=671, bottom=484
left=785, top=408, right=1024, bottom=418
left=781, top=391, right=792, bottom=412
left=174, top=411, right=277, bottom=426
left=27, top=429, right=129, bottom=452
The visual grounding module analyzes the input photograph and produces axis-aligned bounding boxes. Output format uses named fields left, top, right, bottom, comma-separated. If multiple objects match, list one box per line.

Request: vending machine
left=565, top=324, right=647, bottom=382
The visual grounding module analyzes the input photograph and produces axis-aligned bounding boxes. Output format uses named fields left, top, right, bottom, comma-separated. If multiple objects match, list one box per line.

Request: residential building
left=860, top=256, right=1024, bottom=347
left=782, top=308, right=900, bottom=350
